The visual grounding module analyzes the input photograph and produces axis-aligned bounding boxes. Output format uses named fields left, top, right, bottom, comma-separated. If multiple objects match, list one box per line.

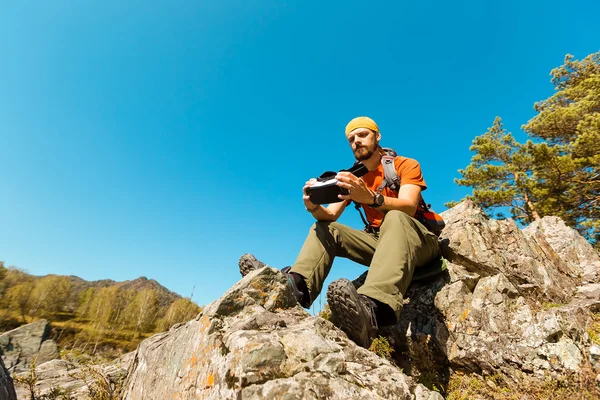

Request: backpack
left=353, top=148, right=446, bottom=236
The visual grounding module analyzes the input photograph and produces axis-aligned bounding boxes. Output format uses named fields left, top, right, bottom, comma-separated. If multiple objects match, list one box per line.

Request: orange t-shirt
left=359, top=156, right=427, bottom=228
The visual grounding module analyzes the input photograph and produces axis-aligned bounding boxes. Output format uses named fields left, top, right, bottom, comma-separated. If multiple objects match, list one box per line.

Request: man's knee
left=381, top=210, right=412, bottom=225
left=311, top=220, right=342, bottom=234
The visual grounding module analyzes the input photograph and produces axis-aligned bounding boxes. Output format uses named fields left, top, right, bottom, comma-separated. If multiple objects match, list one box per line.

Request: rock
left=576, top=283, right=600, bottom=299
left=0, top=356, right=17, bottom=400
left=439, top=201, right=576, bottom=303
left=355, top=201, right=600, bottom=391
left=13, top=352, right=134, bottom=400
left=122, top=266, right=442, bottom=399
left=0, top=319, right=60, bottom=374
left=523, top=216, right=600, bottom=283
left=590, top=344, right=600, bottom=369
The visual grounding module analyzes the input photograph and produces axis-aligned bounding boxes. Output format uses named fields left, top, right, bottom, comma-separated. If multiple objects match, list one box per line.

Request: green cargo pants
left=290, top=210, right=440, bottom=322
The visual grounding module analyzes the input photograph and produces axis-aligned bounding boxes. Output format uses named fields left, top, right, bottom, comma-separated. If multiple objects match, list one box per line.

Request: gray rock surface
left=372, top=200, right=600, bottom=388
left=5, top=200, right=599, bottom=398
left=13, top=352, right=133, bottom=400
left=122, top=267, right=442, bottom=400
left=524, top=216, right=600, bottom=283
left=0, top=319, right=60, bottom=374
left=0, top=356, right=17, bottom=400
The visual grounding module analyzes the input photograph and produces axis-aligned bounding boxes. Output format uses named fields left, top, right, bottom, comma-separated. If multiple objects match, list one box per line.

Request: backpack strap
left=378, top=148, right=400, bottom=192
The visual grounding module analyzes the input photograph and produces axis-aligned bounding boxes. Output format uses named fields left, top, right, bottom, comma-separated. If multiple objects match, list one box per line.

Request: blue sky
left=1, top=1, right=598, bottom=311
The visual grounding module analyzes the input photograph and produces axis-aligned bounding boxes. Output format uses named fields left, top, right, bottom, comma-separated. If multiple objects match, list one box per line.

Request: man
left=287, top=116, right=440, bottom=348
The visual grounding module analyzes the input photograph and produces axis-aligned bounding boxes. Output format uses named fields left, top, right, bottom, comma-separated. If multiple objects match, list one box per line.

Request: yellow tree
left=124, top=289, right=158, bottom=337
left=158, top=298, right=202, bottom=331
left=5, top=283, right=33, bottom=323
left=76, top=288, right=95, bottom=320
left=28, top=275, right=72, bottom=318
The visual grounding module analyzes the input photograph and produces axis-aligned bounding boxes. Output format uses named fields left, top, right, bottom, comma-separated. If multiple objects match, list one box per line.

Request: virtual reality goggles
left=305, top=162, right=369, bottom=205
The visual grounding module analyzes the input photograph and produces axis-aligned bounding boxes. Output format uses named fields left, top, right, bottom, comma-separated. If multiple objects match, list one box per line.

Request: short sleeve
left=396, top=157, right=427, bottom=191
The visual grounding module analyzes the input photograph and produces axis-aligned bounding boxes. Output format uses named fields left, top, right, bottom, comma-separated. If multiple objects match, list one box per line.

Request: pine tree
left=522, top=52, right=600, bottom=243
left=446, top=117, right=541, bottom=224
left=449, top=52, right=600, bottom=246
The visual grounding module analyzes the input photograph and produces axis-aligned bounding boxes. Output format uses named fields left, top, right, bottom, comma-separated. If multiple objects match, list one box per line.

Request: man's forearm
left=376, top=195, right=418, bottom=217
left=308, top=205, right=336, bottom=221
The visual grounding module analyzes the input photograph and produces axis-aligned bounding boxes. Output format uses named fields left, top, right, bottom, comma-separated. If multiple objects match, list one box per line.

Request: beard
left=353, top=142, right=378, bottom=161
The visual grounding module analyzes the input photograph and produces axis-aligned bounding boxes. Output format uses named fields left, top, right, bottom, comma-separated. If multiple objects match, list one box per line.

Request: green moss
left=588, top=312, right=600, bottom=344
left=541, top=302, right=564, bottom=309
left=368, top=336, right=394, bottom=359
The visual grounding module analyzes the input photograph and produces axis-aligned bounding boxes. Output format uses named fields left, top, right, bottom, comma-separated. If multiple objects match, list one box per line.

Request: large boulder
left=523, top=216, right=600, bottom=283
left=373, top=200, right=600, bottom=391
left=0, top=319, right=60, bottom=374
left=122, top=266, right=442, bottom=399
left=0, top=356, right=17, bottom=400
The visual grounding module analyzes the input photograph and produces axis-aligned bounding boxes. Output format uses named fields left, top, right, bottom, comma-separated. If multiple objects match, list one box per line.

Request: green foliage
left=588, top=312, right=600, bottom=344
left=368, top=336, right=394, bottom=359
left=449, top=51, right=600, bottom=245
left=316, top=303, right=331, bottom=321
left=447, top=117, right=540, bottom=224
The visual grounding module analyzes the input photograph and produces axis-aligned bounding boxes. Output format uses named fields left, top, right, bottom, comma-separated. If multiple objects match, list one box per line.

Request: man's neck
left=361, top=147, right=383, bottom=171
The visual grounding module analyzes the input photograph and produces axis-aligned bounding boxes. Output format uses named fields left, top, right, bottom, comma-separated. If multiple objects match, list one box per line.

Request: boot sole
left=238, top=254, right=265, bottom=277
left=327, top=278, right=371, bottom=348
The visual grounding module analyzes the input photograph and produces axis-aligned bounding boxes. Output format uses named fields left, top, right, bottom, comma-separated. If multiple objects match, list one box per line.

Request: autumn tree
left=0, top=262, right=6, bottom=283
left=83, top=286, right=119, bottom=353
left=1, top=268, right=35, bottom=322
left=123, top=289, right=158, bottom=337
left=28, top=275, right=72, bottom=318
left=158, top=298, right=201, bottom=331
left=115, top=288, right=138, bottom=330
left=76, top=288, right=95, bottom=319
left=0, top=262, right=6, bottom=298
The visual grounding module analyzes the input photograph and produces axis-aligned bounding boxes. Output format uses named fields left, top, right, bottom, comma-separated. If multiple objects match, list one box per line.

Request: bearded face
left=348, top=128, right=379, bottom=161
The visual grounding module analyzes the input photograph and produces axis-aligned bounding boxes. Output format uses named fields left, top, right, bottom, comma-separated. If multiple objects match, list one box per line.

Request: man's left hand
left=336, top=172, right=374, bottom=204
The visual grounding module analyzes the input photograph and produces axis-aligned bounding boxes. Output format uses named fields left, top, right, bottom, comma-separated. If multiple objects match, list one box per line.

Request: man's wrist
left=370, top=191, right=385, bottom=208
left=305, top=203, right=320, bottom=213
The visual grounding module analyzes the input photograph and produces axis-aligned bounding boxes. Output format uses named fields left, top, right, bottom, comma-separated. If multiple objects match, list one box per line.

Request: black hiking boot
left=327, top=278, right=378, bottom=348
left=281, top=266, right=311, bottom=308
left=238, top=254, right=266, bottom=277
left=238, top=255, right=310, bottom=308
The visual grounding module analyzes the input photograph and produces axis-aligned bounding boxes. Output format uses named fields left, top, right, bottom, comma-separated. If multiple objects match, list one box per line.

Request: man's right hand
left=303, top=178, right=318, bottom=210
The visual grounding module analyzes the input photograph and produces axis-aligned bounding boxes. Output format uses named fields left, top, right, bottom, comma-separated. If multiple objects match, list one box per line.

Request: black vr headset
left=305, top=162, right=369, bottom=205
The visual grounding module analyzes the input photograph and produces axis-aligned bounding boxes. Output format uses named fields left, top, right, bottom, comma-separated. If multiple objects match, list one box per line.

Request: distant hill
left=63, top=274, right=181, bottom=310
left=0, top=262, right=202, bottom=356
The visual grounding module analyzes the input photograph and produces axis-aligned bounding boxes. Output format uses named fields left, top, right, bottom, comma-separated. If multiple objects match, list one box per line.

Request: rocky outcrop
left=0, top=319, right=59, bottom=374
left=122, top=267, right=442, bottom=399
left=4, top=200, right=598, bottom=398
left=0, top=356, right=17, bottom=400
left=13, top=353, right=133, bottom=400
left=373, top=200, right=600, bottom=389
left=523, top=216, right=600, bottom=283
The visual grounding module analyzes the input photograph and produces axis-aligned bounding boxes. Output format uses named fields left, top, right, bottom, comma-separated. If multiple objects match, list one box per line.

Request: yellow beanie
left=345, top=116, right=379, bottom=137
